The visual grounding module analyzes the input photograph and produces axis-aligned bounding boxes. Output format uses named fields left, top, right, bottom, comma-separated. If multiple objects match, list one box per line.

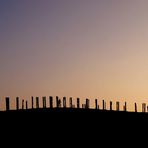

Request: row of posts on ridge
left=5, top=96, right=147, bottom=113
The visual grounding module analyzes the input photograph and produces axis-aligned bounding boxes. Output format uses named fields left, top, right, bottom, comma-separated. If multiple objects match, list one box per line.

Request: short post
left=135, top=103, right=137, bottom=112
left=95, top=99, right=98, bottom=109
left=42, top=96, right=46, bottom=108
left=56, top=96, right=59, bottom=108
left=86, top=99, right=90, bottom=109
left=49, top=96, right=53, bottom=108
left=5, top=97, right=10, bottom=111
left=63, top=97, right=66, bottom=108
left=31, top=96, right=34, bottom=109
left=36, top=97, right=39, bottom=109
left=26, top=101, right=28, bottom=110
left=69, top=97, right=73, bottom=108
left=102, top=100, right=105, bottom=110
left=77, top=98, right=80, bottom=109
left=110, top=101, right=112, bottom=111
left=22, top=100, right=24, bottom=110
left=124, top=102, right=127, bottom=111
left=58, top=99, right=61, bottom=107
left=16, top=97, right=19, bottom=110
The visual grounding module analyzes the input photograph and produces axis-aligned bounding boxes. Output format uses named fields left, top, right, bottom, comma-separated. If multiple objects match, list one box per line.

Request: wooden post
left=22, top=100, right=24, bottom=110
left=26, top=101, right=28, bottom=110
left=49, top=96, right=53, bottom=108
left=110, top=101, right=112, bottom=111
left=31, top=96, right=34, bottom=109
left=69, top=97, right=73, bottom=108
left=5, top=97, right=10, bottom=111
left=102, top=100, right=105, bottom=110
left=36, top=97, right=39, bottom=109
left=16, top=97, right=19, bottom=110
left=63, top=97, right=66, bottom=108
left=58, top=99, right=61, bottom=108
left=86, top=99, right=90, bottom=109
left=42, top=96, right=46, bottom=108
left=135, top=103, right=137, bottom=112
left=95, top=99, right=98, bottom=109
left=56, top=96, right=59, bottom=108
left=124, top=102, right=127, bottom=111
left=77, top=98, right=80, bottom=109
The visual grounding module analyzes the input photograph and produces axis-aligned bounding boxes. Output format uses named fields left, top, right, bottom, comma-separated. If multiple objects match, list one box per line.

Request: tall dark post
left=135, top=103, right=137, bottom=112
left=102, top=100, right=105, bottom=110
left=69, top=97, right=73, bottom=108
left=95, top=99, right=98, bottom=109
left=124, top=102, right=127, bottom=111
left=110, top=101, right=112, bottom=111
left=36, top=97, right=39, bottom=109
left=42, top=97, right=46, bottom=108
left=31, top=96, right=34, bottom=109
left=86, top=99, right=90, bottom=109
left=16, top=97, right=19, bottom=110
left=77, top=98, right=80, bottom=109
left=63, top=97, right=66, bottom=108
left=49, top=96, right=53, bottom=108
left=22, top=100, right=24, bottom=110
left=26, top=101, right=28, bottom=110
left=56, top=96, right=59, bottom=108
left=5, top=97, right=10, bottom=111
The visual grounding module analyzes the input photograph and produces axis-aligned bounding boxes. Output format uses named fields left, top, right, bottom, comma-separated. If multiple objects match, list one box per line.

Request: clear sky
left=0, top=0, right=148, bottom=111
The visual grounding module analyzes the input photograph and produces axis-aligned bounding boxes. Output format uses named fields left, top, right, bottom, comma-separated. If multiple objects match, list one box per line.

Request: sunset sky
left=1, top=0, right=148, bottom=111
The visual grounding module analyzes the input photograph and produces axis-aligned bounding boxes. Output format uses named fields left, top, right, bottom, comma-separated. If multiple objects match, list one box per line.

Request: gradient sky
left=1, top=0, right=148, bottom=111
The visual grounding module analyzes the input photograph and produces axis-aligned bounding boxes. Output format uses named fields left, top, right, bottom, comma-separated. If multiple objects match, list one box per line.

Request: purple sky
left=1, top=0, right=148, bottom=111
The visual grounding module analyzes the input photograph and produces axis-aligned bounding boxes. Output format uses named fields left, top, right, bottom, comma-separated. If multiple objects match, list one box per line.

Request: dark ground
left=0, top=108, right=147, bottom=146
